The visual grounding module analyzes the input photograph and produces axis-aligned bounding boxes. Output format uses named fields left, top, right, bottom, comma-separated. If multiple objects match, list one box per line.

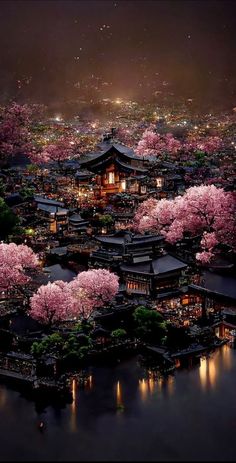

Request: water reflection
left=87, top=375, right=93, bottom=390
left=44, top=264, right=76, bottom=282
left=138, top=372, right=175, bottom=401
left=0, top=347, right=235, bottom=460
left=116, top=380, right=124, bottom=411
left=70, top=378, right=78, bottom=432
left=139, top=378, right=149, bottom=401
left=199, top=344, right=232, bottom=390
left=221, top=343, right=232, bottom=370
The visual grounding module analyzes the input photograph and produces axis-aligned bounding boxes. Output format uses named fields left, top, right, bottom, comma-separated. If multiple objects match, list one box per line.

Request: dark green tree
left=0, top=197, right=19, bottom=239
left=133, top=306, right=166, bottom=344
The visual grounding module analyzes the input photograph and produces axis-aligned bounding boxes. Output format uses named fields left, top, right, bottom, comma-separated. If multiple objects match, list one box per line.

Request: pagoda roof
left=189, top=271, right=236, bottom=301
left=37, top=204, right=68, bottom=215
left=34, top=195, right=64, bottom=207
left=80, top=155, right=147, bottom=175
left=97, top=141, right=139, bottom=158
left=115, top=159, right=148, bottom=173
left=75, top=169, right=94, bottom=179
left=96, top=232, right=163, bottom=247
left=79, top=143, right=142, bottom=167
left=69, top=213, right=89, bottom=225
left=120, top=254, right=187, bottom=275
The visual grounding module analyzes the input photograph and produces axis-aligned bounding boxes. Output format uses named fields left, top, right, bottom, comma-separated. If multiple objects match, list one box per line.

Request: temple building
left=76, top=141, right=148, bottom=199
left=34, top=195, right=68, bottom=233
left=89, top=231, right=165, bottom=270
left=90, top=230, right=188, bottom=297
left=68, top=213, right=89, bottom=234
left=120, top=253, right=188, bottom=297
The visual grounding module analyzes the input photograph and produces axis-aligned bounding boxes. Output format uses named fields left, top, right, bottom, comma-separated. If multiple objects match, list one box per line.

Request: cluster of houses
left=1, top=131, right=236, bottom=345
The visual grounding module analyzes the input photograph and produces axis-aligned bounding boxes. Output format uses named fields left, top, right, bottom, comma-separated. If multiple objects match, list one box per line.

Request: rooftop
left=189, top=271, right=236, bottom=301
left=121, top=254, right=187, bottom=275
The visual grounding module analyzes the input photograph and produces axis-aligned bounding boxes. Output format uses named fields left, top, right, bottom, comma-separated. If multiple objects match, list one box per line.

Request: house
left=34, top=195, right=68, bottom=233
left=76, top=141, right=148, bottom=199
left=120, top=253, right=188, bottom=297
left=90, top=231, right=165, bottom=270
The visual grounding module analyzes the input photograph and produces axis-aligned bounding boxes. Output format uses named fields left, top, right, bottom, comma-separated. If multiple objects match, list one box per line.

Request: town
left=0, top=99, right=235, bottom=405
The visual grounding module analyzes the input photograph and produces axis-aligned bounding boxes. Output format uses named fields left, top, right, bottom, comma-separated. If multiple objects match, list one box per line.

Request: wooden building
left=76, top=142, right=148, bottom=199
left=90, top=231, right=164, bottom=270
left=120, top=253, right=188, bottom=297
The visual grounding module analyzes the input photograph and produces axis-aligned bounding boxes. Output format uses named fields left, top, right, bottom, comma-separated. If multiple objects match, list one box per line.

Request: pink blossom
left=134, top=185, right=236, bottom=261
left=196, top=251, right=214, bottom=264
left=184, top=135, right=222, bottom=155
left=29, top=280, right=73, bottom=325
left=0, top=103, right=33, bottom=163
left=135, top=130, right=181, bottom=158
left=29, top=136, right=76, bottom=165
left=0, top=243, right=38, bottom=292
left=69, top=269, right=119, bottom=320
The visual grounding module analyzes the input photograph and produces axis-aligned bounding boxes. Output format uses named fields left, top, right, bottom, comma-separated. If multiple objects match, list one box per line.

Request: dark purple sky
left=0, top=0, right=236, bottom=109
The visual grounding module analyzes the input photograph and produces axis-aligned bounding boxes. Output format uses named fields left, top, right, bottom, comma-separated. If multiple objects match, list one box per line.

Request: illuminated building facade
left=120, top=254, right=188, bottom=296
left=76, top=142, right=148, bottom=199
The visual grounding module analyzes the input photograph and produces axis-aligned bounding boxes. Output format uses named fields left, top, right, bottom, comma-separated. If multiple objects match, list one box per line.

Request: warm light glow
left=167, top=375, right=175, bottom=395
left=54, top=114, right=62, bottom=122
left=156, top=177, right=163, bottom=188
left=108, top=171, right=115, bottom=184
left=116, top=380, right=124, bottom=410
left=121, top=179, right=126, bottom=191
left=115, top=98, right=122, bottom=105
left=139, top=378, right=148, bottom=400
left=199, top=356, right=217, bottom=390
left=70, top=378, right=77, bottom=432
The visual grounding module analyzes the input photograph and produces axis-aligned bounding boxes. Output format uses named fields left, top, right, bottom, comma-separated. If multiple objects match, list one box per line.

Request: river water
left=0, top=344, right=235, bottom=461
left=43, top=264, right=77, bottom=282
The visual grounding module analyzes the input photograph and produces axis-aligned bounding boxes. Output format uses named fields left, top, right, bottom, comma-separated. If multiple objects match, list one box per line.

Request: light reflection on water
left=70, top=378, right=77, bottom=432
left=67, top=345, right=234, bottom=413
left=138, top=372, right=175, bottom=401
left=199, top=344, right=232, bottom=390
left=0, top=344, right=235, bottom=460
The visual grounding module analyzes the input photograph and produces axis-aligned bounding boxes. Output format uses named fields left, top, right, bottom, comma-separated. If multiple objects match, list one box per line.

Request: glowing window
left=156, top=177, right=163, bottom=187
left=121, top=180, right=126, bottom=191
left=108, top=172, right=115, bottom=184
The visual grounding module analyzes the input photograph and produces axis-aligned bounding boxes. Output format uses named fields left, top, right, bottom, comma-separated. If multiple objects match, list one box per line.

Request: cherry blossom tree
left=0, top=103, right=33, bottom=164
left=69, top=269, right=119, bottom=320
left=184, top=135, right=222, bottom=155
left=115, top=127, right=135, bottom=147
left=134, top=185, right=235, bottom=263
left=29, top=269, right=119, bottom=324
left=0, top=243, right=39, bottom=294
left=29, top=280, right=73, bottom=326
left=29, top=136, right=76, bottom=166
left=135, top=129, right=181, bottom=159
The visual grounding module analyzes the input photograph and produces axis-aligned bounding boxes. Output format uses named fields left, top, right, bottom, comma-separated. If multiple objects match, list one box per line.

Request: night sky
left=0, top=0, right=236, bottom=110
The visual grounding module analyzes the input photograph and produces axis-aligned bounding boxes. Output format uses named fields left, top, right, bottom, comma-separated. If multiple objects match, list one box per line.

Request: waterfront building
left=188, top=270, right=236, bottom=341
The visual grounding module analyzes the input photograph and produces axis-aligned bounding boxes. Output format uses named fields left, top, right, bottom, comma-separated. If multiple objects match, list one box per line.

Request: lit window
left=121, top=180, right=126, bottom=191
left=156, top=177, right=163, bottom=187
left=108, top=172, right=115, bottom=184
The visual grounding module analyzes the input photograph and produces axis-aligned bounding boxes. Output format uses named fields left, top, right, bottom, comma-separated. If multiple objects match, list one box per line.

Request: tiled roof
left=120, top=254, right=187, bottom=275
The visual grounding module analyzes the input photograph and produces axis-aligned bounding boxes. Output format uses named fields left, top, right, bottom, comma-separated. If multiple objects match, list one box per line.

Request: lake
left=0, top=344, right=235, bottom=461
left=44, top=264, right=77, bottom=282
